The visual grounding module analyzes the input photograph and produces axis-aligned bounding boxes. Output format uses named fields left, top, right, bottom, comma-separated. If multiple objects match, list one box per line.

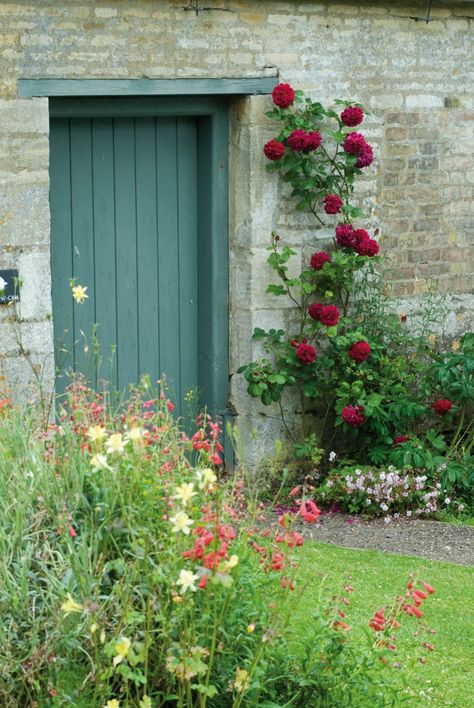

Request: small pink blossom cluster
left=340, top=467, right=449, bottom=519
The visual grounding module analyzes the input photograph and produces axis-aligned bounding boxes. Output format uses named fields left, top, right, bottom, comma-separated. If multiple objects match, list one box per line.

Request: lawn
left=297, top=542, right=474, bottom=707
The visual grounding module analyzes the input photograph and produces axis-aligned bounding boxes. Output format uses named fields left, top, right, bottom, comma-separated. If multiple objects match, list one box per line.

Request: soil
left=305, top=513, right=474, bottom=567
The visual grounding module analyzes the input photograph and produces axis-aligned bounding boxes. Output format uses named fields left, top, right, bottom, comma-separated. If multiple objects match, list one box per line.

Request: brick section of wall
left=0, top=1, right=473, bottom=436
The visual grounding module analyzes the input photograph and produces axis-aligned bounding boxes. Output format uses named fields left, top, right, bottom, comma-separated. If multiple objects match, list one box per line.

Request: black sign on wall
left=0, top=270, right=20, bottom=304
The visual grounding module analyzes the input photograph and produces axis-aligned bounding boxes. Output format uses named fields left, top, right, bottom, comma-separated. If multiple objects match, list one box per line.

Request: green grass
left=296, top=542, right=474, bottom=707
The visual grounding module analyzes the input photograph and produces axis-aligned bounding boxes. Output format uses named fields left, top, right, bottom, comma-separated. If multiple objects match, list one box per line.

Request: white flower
left=196, top=467, right=217, bottom=490
left=458, top=504, right=465, bottom=512
left=71, top=284, right=88, bottom=303
left=87, top=425, right=106, bottom=443
left=173, top=483, right=196, bottom=506
left=380, top=502, right=389, bottom=512
left=176, top=569, right=199, bottom=593
left=126, top=426, right=146, bottom=448
left=444, top=498, right=451, bottom=505
left=170, top=511, right=193, bottom=535
left=329, top=451, right=337, bottom=462
left=106, top=433, right=126, bottom=455
left=406, top=510, right=412, bottom=517
left=90, top=453, right=111, bottom=471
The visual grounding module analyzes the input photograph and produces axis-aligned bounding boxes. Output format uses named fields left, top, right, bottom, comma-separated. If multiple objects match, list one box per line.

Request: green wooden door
left=49, top=98, right=228, bottom=417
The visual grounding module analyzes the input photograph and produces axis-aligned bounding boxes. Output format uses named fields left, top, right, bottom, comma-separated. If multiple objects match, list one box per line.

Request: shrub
left=0, top=380, right=436, bottom=706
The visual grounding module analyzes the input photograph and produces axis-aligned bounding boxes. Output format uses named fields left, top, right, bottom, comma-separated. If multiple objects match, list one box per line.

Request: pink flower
left=433, top=398, right=453, bottom=416
left=305, top=130, right=322, bottom=151
left=296, top=342, right=317, bottom=365
left=356, top=238, right=380, bottom=256
left=307, top=302, right=324, bottom=321
left=287, top=129, right=310, bottom=152
left=272, top=82, right=295, bottom=109
left=210, top=452, right=223, bottom=465
left=341, top=106, right=364, bottom=127
left=324, top=194, right=343, bottom=214
left=264, top=139, right=285, bottom=161
left=68, top=525, right=77, bottom=538
left=299, top=499, right=321, bottom=523
left=356, top=143, right=374, bottom=168
left=319, top=305, right=340, bottom=327
left=348, top=340, right=371, bottom=363
left=335, top=223, right=358, bottom=249
left=343, top=132, right=366, bottom=155
left=310, top=251, right=330, bottom=270
left=341, top=405, right=366, bottom=428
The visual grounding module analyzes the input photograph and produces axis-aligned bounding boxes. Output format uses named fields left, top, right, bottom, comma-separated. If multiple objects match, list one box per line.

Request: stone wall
left=0, top=1, right=473, bottom=453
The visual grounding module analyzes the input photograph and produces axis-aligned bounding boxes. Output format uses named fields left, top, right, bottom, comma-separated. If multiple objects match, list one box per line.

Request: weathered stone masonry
left=0, top=1, right=473, bottom=455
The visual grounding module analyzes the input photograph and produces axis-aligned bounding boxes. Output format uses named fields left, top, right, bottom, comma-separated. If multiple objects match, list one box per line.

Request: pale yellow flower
left=90, top=453, right=111, bottom=471
left=106, top=433, right=126, bottom=455
left=234, top=667, right=250, bottom=693
left=90, top=623, right=98, bottom=635
left=61, top=593, right=83, bottom=617
left=72, top=284, right=88, bottom=304
left=173, top=482, right=196, bottom=506
left=87, top=425, right=106, bottom=443
left=452, top=339, right=461, bottom=352
left=176, top=569, right=199, bottom=593
left=220, top=554, right=239, bottom=573
left=104, top=700, right=120, bottom=708
left=126, top=426, right=146, bottom=448
left=139, top=696, right=152, bottom=708
left=170, top=510, right=193, bottom=535
left=428, top=334, right=437, bottom=347
left=196, top=467, right=217, bottom=490
left=113, top=636, right=131, bottom=666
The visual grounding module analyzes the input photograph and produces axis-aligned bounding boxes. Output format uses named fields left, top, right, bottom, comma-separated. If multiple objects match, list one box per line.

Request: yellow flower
left=90, top=623, right=98, bottom=635
left=428, top=334, right=437, bottom=347
left=104, top=700, right=120, bottom=708
left=61, top=593, right=83, bottom=617
left=247, top=623, right=256, bottom=633
left=173, top=482, right=196, bottom=506
left=113, top=636, right=131, bottom=666
left=87, top=425, right=106, bottom=443
left=170, top=511, right=193, bottom=535
left=196, top=467, right=217, bottom=490
left=176, top=569, right=199, bottom=593
left=71, top=284, right=88, bottom=304
left=90, top=453, right=111, bottom=471
left=139, top=697, right=152, bottom=708
left=452, top=339, right=461, bottom=351
left=234, top=667, right=250, bottom=693
left=106, top=433, right=126, bottom=455
left=126, top=426, right=146, bottom=448
left=219, top=554, right=239, bottom=573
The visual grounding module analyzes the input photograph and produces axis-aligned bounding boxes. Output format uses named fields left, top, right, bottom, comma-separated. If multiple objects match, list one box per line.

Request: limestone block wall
left=0, top=0, right=473, bottom=454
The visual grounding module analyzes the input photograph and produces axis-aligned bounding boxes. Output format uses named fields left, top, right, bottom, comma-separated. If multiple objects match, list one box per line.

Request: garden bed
left=306, top=513, right=474, bottom=566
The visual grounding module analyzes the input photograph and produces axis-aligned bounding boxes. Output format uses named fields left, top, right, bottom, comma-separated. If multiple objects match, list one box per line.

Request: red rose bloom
left=310, top=251, right=330, bottom=270
left=324, top=194, right=343, bottom=214
left=287, top=129, right=310, bottom=152
left=393, top=435, right=410, bottom=445
left=272, top=82, right=295, bottom=109
left=357, top=238, right=380, bottom=256
left=319, top=305, right=340, bottom=327
left=308, top=302, right=324, bottom=321
left=264, top=139, right=285, bottom=161
left=341, top=405, right=366, bottom=428
left=342, top=132, right=366, bottom=155
left=305, top=130, right=322, bottom=152
left=349, top=340, right=371, bottom=362
left=296, top=342, right=317, bottom=365
left=356, top=143, right=374, bottom=168
left=433, top=398, right=453, bottom=416
left=341, top=106, right=364, bottom=127
left=335, top=223, right=358, bottom=249
left=353, top=228, right=370, bottom=245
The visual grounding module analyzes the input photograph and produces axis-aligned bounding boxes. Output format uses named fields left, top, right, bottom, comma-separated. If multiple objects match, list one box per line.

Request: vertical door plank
left=135, top=118, right=159, bottom=382
left=156, top=117, right=180, bottom=404
left=70, top=118, right=95, bottom=384
left=49, top=118, right=74, bottom=389
left=114, top=118, right=139, bottom=390
left=176, top=117, right=199, bottom=409
left=91, top=118, right=117, bottom=388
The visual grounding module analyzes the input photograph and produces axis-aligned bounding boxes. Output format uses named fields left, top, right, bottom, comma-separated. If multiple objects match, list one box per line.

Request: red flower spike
left=413, top=589, right=427, bottom=601
left=422, top=582, right=435, bottom=594
left=68, top=525, right=77, bottom=538
left=299, top=499, right=321, bottom=524
left=289, top=485, right=300, bottom=497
